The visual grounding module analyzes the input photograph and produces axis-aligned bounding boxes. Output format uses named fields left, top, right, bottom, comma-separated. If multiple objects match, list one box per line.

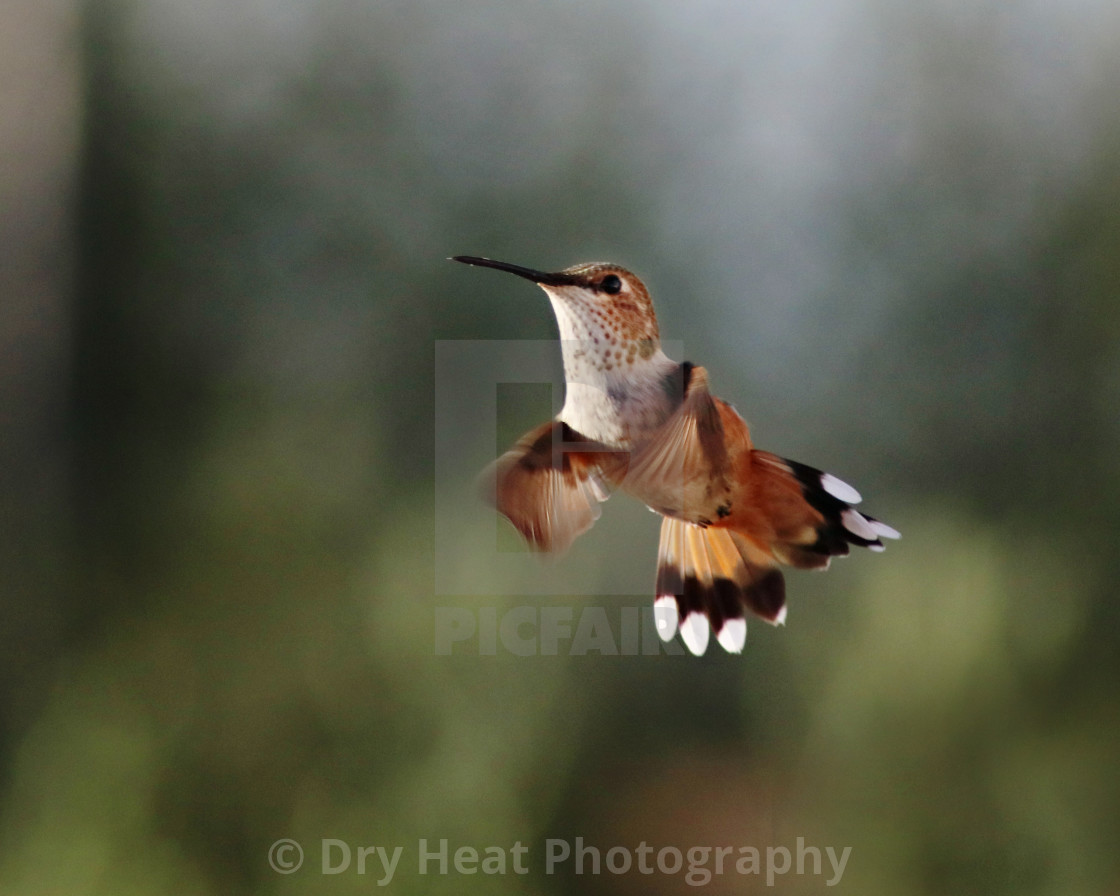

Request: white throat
left=547, top=294, right=678, bottom=447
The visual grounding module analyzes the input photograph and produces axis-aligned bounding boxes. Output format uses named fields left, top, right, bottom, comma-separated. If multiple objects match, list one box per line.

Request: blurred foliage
left=2, top=0, right=1120, bottom=894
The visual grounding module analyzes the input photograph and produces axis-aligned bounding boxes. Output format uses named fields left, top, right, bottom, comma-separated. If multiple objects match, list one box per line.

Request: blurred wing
left=622, top=364, right=741, bottom=525
left=480, top=420, right=628, bottom=554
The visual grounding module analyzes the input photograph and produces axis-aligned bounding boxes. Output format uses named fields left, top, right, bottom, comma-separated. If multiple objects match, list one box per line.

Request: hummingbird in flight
left=453, top=256, right=899, bottom=656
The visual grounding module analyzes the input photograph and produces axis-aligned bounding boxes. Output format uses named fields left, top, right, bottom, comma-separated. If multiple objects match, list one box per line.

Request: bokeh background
left=3, top=0, right=1120, bottom=893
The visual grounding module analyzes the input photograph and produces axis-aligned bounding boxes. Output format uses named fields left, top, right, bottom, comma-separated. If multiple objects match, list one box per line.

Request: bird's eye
left=600, top=274, right=622, bottom=294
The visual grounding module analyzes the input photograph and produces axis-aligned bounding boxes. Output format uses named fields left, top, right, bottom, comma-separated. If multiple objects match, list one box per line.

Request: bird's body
left=454, top=256, right=898, bottom=655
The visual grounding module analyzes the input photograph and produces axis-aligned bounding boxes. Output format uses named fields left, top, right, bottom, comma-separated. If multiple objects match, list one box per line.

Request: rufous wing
left=620, top=364, right=739, bottom=526
left=481, top=420, right=628, bottom=554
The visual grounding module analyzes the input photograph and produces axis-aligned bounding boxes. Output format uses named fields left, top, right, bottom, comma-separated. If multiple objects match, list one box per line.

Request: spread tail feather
left=750, top=451, right=899, bottom=568
left=654, top=454, right=898, bottom=655
left=654, top=517, right=787, bottom=656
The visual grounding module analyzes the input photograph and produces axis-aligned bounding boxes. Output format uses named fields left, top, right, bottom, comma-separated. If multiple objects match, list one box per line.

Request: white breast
left=558, top=351, right=680, bottom=448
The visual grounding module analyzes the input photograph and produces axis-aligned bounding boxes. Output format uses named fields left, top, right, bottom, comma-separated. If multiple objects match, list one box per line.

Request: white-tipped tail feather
left=716, top=618, right=747, bottom=653
left=870, top=520, right=901, bottom=541
left=821, top=473, right=862, bottom=505
left=680, top=613, right=710, bottom=656
left=653, top=595, right=679, bottom=642
left=841, top=508, right=879, bottom=541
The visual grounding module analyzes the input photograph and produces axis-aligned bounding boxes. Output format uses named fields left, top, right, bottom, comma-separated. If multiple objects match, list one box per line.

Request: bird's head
left=453, top=256, right=662, bottom=373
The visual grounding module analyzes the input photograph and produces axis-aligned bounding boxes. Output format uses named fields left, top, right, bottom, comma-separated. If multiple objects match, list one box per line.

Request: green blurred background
left=3, top=0, right=1119, bottom=893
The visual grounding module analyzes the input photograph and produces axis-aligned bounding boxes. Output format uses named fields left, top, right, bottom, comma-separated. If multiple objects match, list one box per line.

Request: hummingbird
left=453, top=255, right=899, bottom=656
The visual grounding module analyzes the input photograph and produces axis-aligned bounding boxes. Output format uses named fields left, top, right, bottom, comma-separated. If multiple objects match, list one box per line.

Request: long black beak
left=451, top=256, right=578, bottom=287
